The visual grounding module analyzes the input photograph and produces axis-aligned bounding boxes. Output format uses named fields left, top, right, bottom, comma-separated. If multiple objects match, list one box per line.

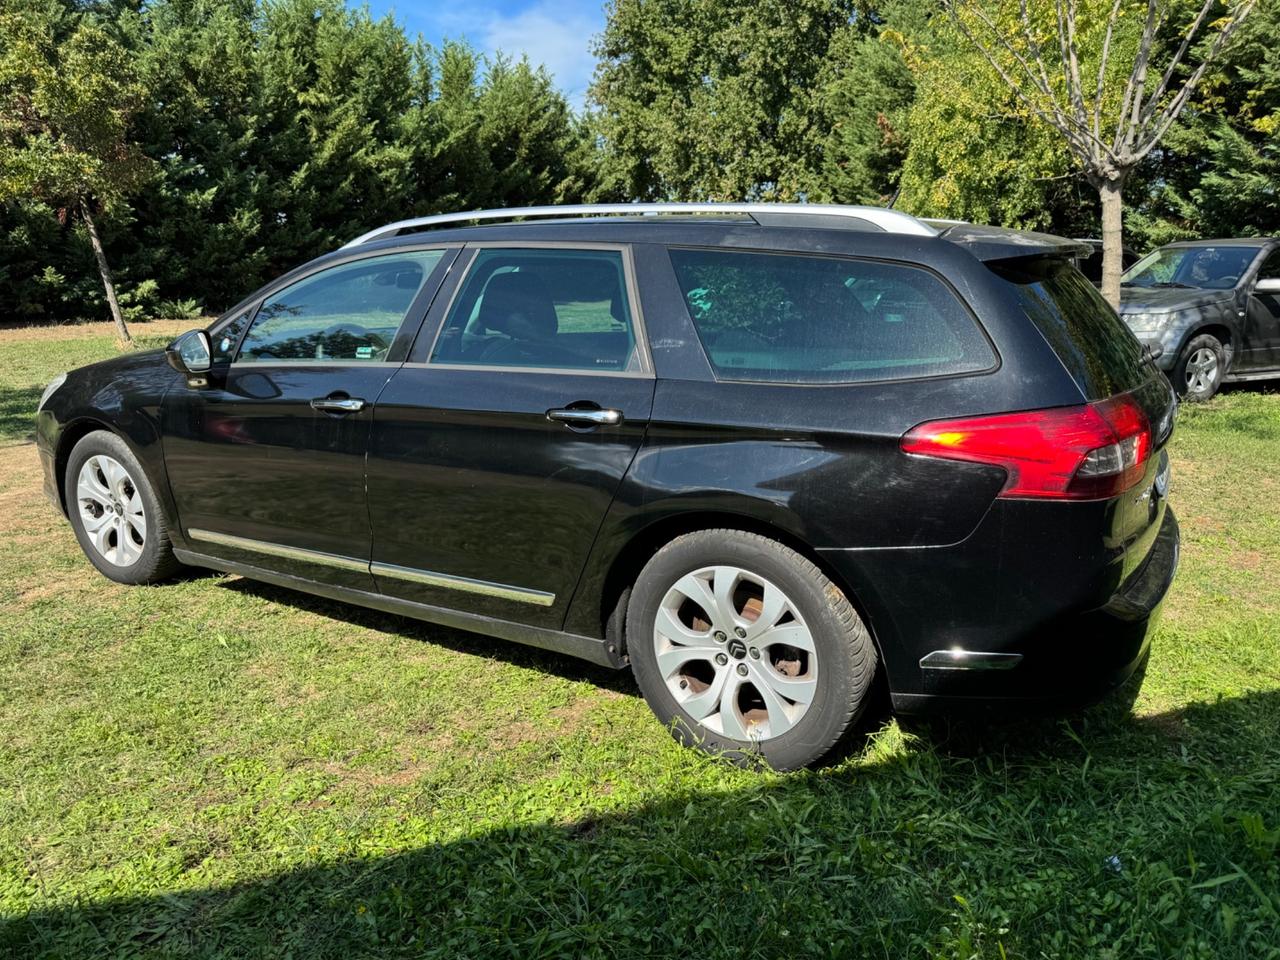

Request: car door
left=162, top=246, right=457, bottom=589
left=366, top=244, right=656, bottom=629
left=1244, top=248, right=1280, bottom=369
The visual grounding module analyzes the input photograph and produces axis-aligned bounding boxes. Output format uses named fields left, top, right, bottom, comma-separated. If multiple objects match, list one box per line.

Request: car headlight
left=1121, top=311, right=1175, bottom=335
left=37, top=372, right=67, bottom=412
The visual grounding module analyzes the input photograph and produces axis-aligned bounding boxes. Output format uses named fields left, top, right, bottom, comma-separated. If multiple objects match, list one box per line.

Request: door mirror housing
left=1254, top=277, right=1280, bottom=295
left=166, top=329, right=213, bottom=386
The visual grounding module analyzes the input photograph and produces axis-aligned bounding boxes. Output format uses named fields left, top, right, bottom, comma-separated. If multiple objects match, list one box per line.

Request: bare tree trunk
left=1097, top=176, right=1126, bottom=310
left=80, top=200, right=131, bottom=345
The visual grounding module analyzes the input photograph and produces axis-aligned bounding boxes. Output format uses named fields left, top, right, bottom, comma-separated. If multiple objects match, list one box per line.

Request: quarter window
left=237, top=250, right=444, bottom=363
left=431, top=249, right=640, bottom=372
left=668, top=248, right=994, bottom=384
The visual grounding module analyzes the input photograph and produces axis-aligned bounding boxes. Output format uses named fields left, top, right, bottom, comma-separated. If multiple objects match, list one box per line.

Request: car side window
left=237, top=250, right=445, bottom=363
left=430, top=248, right=640, bottom=372
left=668, top=248, right=994, bottom=384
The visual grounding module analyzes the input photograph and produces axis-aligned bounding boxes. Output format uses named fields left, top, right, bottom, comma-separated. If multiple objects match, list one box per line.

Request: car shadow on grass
left=5, top=678, right=1278, bottom=958
left=215, top=576, right=640, bottom=697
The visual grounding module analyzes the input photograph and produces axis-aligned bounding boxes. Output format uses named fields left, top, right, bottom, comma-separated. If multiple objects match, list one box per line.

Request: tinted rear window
left=991, top=257, right=1147, bottom=399
left=668, top=248, right=995, bottom=384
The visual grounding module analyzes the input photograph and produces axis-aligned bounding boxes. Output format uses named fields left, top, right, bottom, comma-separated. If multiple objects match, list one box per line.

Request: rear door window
left=667, top=248, right=995, bottom=384
left=990, top=256, right=1147, bottom=399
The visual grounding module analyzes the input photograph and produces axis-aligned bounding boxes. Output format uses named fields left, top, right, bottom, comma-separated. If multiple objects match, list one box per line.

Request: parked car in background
left=35, top=203, right=1179, bottom=771
left=1119, top=237, right=1280, bottom=400
left=1075, top=238, right=1141, bottom=286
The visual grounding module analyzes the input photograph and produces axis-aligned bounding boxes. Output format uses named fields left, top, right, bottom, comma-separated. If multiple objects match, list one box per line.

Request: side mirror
left=166, top=329, right=213, bottom=386
left=1254, top=277, right=1280, bottom=295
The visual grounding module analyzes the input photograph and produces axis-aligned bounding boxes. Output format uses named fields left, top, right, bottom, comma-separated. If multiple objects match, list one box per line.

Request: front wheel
left=628, top=530, right=877, bottom=771
left=1174, top=333, right=1226, bottom=401
left=64, top=431, right=183, bottom=585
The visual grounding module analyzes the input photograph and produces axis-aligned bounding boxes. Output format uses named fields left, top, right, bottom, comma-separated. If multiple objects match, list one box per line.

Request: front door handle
left=311, top=396, right=366, bottom=414
left=547, top=407, right=624, bottom=427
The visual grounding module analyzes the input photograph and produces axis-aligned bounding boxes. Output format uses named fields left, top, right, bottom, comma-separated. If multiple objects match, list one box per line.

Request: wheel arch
left=53, top=417, right=119, bottom=514
left=1179, top=322, right=1235, bottom=368
left=595, top=510, right=886, bottom=667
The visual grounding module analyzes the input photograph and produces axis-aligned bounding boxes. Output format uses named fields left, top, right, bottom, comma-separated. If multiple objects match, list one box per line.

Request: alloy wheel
left=1185, top=347, right=1219, bottom=395
left=76, top=454, right=147, bottom=567
left=653, top=565, right=817, bottom=741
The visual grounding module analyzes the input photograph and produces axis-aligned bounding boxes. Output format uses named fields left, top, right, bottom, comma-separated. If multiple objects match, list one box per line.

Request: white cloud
left=481, top=3, right=600, bottom=106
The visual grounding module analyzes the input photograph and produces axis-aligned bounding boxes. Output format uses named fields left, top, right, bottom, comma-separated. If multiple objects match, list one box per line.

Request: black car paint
left=36, top=218, right=1179, bottom=711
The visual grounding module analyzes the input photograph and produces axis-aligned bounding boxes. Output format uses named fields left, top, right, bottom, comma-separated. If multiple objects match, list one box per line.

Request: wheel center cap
left=727, top=638, right=747, bottom=660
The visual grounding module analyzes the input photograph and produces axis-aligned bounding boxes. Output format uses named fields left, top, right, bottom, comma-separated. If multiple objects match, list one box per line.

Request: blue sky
left=360, top=0, right=607, bottom=107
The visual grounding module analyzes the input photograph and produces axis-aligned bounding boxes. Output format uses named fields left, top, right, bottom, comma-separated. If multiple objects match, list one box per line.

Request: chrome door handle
left=547, top=407, right=624, bottom=427
left=310, top=396, right=366, bottom=413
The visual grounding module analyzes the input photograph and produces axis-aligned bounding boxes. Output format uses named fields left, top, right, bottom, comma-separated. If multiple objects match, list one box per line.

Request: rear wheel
left=64, top=431, right=183, bottom=585
left=628, top=529, right=877, bottom=771
left=1174, top=333, right=1226, bottom=401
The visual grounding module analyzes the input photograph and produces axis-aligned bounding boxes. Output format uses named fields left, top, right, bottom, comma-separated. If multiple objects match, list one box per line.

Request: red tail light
left=901, top=393, right=1152, bottom=500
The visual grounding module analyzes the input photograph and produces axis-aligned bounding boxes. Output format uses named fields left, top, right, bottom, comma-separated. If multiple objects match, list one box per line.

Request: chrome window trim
left=187, top=528, right=556, bottom=606
left=421, top=241, right=655, bottom=379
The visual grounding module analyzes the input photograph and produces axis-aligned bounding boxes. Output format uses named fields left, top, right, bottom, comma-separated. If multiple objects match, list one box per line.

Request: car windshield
left=1122, top=245, right=1261, bottom=291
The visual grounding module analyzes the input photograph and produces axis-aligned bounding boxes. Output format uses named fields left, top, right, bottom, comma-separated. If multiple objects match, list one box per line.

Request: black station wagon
left=35, top=203, right=1180, bottom=771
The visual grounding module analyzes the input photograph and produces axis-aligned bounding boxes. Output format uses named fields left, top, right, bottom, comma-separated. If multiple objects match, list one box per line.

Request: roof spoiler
left=931, top=223, right=1092, bottom=262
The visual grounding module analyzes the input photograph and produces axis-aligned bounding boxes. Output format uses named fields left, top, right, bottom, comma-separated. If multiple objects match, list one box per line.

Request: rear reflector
left=901, top=393, right=1152, bottom=500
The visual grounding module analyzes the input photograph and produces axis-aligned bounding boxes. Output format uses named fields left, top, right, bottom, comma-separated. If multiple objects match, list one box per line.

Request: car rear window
left=990, top=256, right=1147, bottom=399
left=667, top=248, right=995, bottom=384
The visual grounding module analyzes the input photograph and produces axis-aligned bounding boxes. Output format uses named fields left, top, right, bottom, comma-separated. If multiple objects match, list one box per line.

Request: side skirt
left=174, top=548, right=626, bottom=669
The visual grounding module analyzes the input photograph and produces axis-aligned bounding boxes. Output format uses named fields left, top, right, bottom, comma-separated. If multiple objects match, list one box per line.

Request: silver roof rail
left=340, top=202, right=938, bottom=248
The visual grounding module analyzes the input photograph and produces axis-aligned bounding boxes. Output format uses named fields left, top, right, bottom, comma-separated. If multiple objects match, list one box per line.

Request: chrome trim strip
left=342, top=202, right=938, bottom=247
left=371, top=562, right=556, bottom=607
left=919, top=649, right=1024, bottom=671
left=186, top=528, right=369, bottom=573
left=188, top=529, right=558, bottom=606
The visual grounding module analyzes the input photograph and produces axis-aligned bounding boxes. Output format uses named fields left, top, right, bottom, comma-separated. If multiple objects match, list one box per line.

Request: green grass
left=1, top=329, right=1278, bottom=959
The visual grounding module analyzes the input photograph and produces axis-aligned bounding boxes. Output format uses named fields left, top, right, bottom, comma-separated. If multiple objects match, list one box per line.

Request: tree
left=589, top=0, right=864, bottom=200
left=0, top=4, right=153, bottom=342
left=1130, top=0, right=1280, bottom=244
left=812, top=0, right=925, bottom=204
left=942, top=0, right=1259, bottom=307
left=896, top=19, right=1082, bottom=230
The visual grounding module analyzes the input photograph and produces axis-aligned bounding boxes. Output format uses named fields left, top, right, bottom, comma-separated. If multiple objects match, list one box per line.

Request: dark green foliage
left=1131, top=1, right=1280, bottom=247
left=0, top=0, right=595, bottom=322
left=589, top=0, right=873, bottom=201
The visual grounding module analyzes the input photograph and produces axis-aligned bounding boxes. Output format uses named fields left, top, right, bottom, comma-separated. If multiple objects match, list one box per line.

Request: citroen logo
left=727, top=638, right=747, bottom=660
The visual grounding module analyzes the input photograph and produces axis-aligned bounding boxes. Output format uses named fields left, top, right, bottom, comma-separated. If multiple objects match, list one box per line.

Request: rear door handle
left=311, top=396, right=366, bottom=414
left=547, top=407, right=624, bottom=427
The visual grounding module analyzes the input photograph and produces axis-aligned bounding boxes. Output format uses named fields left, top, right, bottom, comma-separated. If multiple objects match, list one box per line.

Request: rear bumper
left=822, top=504, right=1180, bottom=714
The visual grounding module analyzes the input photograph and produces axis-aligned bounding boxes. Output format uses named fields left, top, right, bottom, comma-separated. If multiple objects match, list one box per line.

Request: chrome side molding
left=919, top=649, right=1024, bottom=671
left=186, top=528, right=555, bottom=606
left=370, top=562, right=556, bottom=607
left=188, top=528, right=368, bottom=573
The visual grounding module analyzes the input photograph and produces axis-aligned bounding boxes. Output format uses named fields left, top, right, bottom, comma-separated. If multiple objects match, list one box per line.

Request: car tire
left=628, top=529, right=877, bottom=771
left=64, top=431, right=184, bottom=585
left=1173, top=333, right=1226, bottom=402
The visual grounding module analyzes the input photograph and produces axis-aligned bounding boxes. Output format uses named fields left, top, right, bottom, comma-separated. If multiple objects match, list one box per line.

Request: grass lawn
left=1, top=324, right=1278, bottom=959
